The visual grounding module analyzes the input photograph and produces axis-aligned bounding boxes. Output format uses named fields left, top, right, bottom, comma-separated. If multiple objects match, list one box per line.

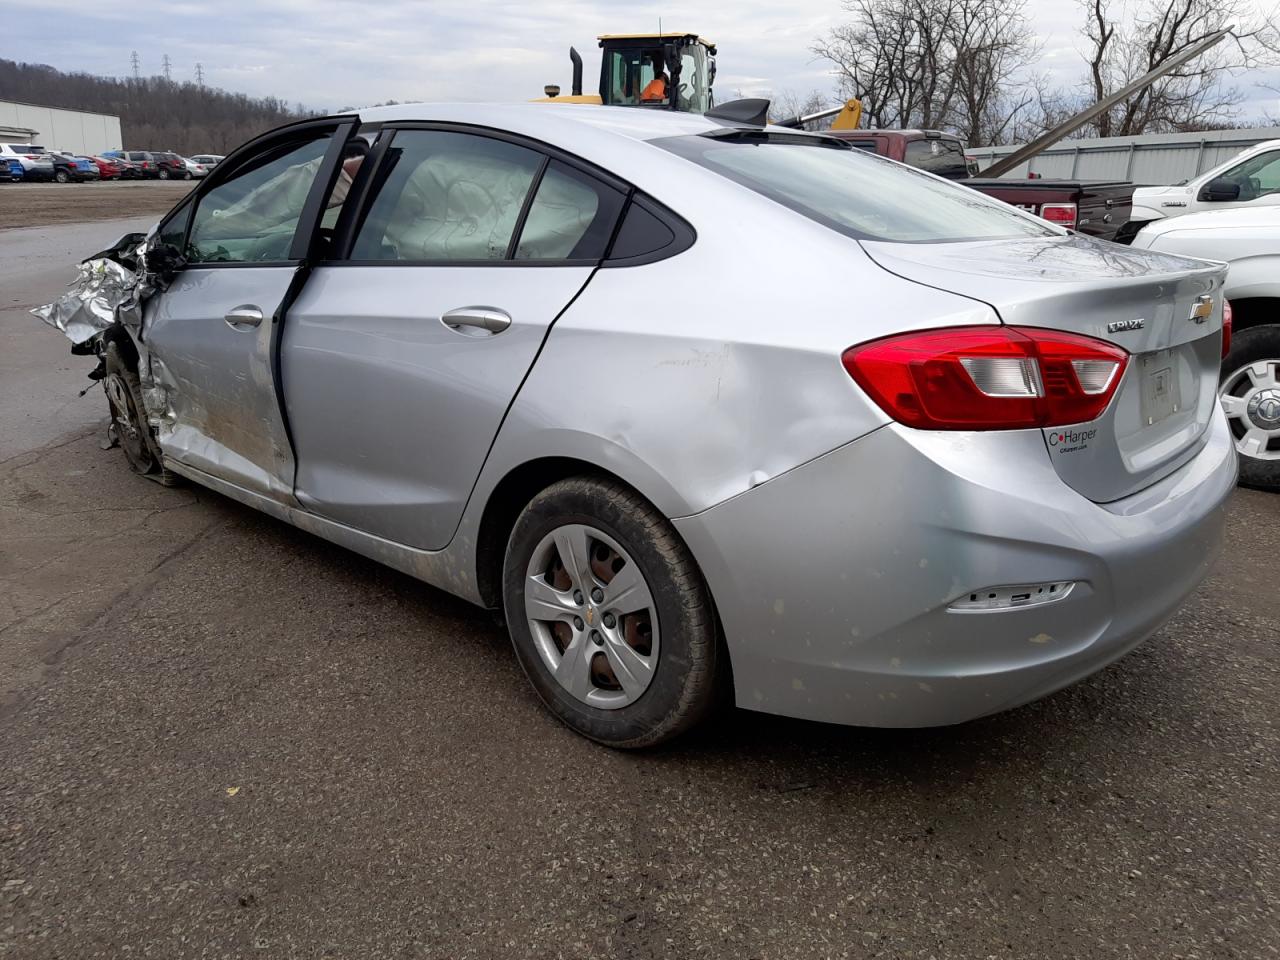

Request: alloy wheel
left=523, top=523, right=659, bottom=709
left=1220, top=359, right=1280, bottom=461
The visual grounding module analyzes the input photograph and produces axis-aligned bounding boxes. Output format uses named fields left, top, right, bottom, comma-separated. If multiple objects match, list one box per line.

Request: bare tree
left=768, top=90, right=834, bottom=126
left=813, top=0, right=1038, bottom=145
left=1080, top=0, right=1280, bottom=136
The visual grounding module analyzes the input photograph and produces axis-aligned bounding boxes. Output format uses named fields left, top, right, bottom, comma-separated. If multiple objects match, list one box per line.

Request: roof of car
left=354, top=102, right=724, bottom=143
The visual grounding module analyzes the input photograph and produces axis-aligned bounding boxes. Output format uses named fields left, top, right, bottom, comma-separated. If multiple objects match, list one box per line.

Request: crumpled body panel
left=31, top=251, right=147, bottom=344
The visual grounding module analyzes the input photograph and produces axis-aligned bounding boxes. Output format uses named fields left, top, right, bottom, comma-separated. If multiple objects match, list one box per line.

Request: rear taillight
left=1222, top=299, right=1233, bottom=359
left=842, top=326, right=1128, bottom=430
left=1039, top=203, right=1077, bottom=229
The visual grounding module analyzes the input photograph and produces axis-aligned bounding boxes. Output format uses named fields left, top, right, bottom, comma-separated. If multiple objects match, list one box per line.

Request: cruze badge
left=1189, top=294, right=1214, bottom=323
left=1107, top=318, right=1145, bottom=333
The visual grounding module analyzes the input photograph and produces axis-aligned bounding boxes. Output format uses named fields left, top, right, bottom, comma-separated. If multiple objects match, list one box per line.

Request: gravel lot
left=1, top=210, right=1277, bottom=959
left=0, top=181, right=193, bottom=229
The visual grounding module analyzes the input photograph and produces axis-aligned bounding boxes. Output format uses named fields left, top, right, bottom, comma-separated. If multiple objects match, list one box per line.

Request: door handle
left=441, top=307, right=511, bottom=335
left=224, top=304, right=264, bottom=329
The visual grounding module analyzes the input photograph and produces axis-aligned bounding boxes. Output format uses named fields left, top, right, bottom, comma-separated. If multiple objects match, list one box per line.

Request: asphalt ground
left=0, top=212, right=1278, bottom=959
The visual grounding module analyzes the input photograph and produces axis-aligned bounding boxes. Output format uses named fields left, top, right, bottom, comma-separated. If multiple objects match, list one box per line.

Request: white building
left=0, top=100, right=123, bottom=155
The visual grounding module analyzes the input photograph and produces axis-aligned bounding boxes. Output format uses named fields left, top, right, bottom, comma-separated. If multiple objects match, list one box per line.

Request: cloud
left=1, top=0, right=1277, bottom=121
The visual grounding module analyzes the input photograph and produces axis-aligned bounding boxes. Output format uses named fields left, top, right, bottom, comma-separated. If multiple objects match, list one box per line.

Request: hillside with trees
left=0, top=58, right=314, bottom=154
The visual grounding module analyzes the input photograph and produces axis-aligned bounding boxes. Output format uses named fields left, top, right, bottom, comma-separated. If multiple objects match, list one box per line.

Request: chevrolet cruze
left=39, top=104, right=1237, bottom=746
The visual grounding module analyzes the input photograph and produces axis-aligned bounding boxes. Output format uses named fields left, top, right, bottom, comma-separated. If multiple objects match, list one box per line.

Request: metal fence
left=967, top=127, right=1280, bottom=185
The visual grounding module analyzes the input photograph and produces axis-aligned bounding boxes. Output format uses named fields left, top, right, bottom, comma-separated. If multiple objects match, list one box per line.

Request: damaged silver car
left=37, top=104, right=1237, bottom=747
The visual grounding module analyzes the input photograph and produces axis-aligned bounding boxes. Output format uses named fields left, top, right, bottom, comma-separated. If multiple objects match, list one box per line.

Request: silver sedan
left=45, top=103, right=1236, bottom=746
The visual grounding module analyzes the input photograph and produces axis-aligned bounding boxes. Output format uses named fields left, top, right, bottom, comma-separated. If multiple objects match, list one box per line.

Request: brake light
left=1039, top=203, right=1077, bottom=229
left=842, top=326, right=1128, bottom=430
left=1222, top=300, right=1232, bottom=358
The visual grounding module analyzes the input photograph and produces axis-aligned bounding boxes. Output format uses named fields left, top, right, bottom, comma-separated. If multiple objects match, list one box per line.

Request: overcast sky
left=3, top=0, right=1279, bottom=124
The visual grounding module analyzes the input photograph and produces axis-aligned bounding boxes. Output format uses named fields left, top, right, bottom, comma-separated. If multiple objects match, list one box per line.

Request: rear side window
left=904, top=138, right=970, bottom=180
left=128, top=152, right=147, bottom=161
left=351, top=130, right=543, bottom=261
left=514, top=160, right=624, bottom=261
left=657, top=134, right=1053, bottom=243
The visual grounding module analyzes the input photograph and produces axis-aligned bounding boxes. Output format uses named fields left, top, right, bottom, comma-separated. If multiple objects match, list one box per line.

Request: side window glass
left=514, top=160, right=625, bottom=261
left=607, top=196, right=679, bottom=262
left=157, top=196, right=193, bottom=251
left=186, top=135, right=331, bottom=264
left=1220, top=151, right=1280, bottom=201
left=351, top=130, right=542, bottom=261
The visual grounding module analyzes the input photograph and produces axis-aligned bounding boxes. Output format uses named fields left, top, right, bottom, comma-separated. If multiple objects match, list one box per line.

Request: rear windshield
left=656, top=134, right=1054, bottom=243
left=904, top=138, right=970, bottom=180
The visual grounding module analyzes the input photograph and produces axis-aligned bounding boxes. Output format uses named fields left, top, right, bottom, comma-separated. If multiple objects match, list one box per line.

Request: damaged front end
left=32, top=234, right=185, bottom=474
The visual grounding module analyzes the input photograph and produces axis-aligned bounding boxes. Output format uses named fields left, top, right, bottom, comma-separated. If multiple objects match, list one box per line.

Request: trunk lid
left=860, top=234, right=1228, bottom=502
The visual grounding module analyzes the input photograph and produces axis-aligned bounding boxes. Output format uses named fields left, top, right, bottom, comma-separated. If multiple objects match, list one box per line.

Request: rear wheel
left=1220, top=325, right=1280, bottom=491
left=54, top=169, right=69, bottom=183
left=502, top=477, right=720, bottom=748
left=158, top=168, right=170, bottom=180
left=103, top=341, right=179, bottom=485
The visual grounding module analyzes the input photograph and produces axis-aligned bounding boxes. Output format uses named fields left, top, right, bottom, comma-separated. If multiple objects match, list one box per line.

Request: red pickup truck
left=826, top=129, right=1136, bottom=243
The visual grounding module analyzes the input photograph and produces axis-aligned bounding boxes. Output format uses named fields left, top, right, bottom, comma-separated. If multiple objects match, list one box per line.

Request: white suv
left=0, top=142, right=56, bottom=180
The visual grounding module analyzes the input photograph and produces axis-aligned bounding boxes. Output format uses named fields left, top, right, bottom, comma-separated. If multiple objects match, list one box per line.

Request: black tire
left=1220, top=324, right=1280, bottom=491
left=158, top=168, right=170, bottom=180
left=503, top=477, right=721, bottom=748
left=103, top=340, right=180, bottom=486
left=54, top=169, right=70, bottom=183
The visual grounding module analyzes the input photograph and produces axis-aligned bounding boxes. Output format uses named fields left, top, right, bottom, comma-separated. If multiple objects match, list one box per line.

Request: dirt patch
left=0, top=181, right=195, bottom=230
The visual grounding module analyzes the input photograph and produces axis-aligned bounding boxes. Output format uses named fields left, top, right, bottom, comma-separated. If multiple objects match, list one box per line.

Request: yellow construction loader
left=536, top=33, right=863, bottom=130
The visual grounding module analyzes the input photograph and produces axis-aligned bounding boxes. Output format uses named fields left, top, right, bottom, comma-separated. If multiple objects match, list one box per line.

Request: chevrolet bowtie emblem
left=1189, top=294, right=1214, bottom=323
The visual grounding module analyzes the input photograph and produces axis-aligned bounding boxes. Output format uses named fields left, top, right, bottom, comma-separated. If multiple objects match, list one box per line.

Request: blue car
left=50, top=152, right=101, bottom=183
left=1, top=158, right=23, bottom=182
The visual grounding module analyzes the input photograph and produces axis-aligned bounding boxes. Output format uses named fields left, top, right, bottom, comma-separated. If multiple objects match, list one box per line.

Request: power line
left=161, top=54, right=172, bottom=82
left=130, top=50, right=140, bottom=80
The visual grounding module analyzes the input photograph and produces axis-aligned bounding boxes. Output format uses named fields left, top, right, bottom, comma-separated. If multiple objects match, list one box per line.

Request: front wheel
left=103, top=341, right=179, bottom=485
left=503, top=477, right=721, bottom=748
left=1220, top=325, right=1280, bottom=491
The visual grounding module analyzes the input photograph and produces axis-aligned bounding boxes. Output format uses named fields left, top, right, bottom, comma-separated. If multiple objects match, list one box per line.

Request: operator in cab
left=640, top=52, right=669, bottom=102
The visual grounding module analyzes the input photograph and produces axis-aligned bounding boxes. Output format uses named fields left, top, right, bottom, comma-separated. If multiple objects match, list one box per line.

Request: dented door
left=143, top=119, right=356, bottom=502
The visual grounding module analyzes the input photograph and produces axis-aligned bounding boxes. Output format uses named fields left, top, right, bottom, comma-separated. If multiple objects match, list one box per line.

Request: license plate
left=1139, top=351, right=1179, bottom=426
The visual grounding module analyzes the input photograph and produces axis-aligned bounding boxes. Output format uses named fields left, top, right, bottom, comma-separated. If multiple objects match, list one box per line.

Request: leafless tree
left=767, top=90, right=835, bottom=126
left=1079, top=0, right=1280, bottom=136
left=813, top=0, right=1038, bottom=145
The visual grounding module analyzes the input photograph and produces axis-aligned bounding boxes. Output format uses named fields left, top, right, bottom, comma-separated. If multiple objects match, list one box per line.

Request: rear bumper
left=673, top=412, right=1237, bottom=728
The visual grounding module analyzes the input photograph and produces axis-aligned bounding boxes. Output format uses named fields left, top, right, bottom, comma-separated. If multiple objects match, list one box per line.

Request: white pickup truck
left=1130, top=140, right=1280, bottom=228
left=1132, top=207, right=1280, bottom=490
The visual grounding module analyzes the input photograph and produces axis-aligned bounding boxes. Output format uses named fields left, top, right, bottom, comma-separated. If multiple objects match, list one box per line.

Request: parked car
left=188, top=154, right=224, bottom=168
left=1131, top=139, right=1280, bottom=227
left=51, top=104, right=1235, bottom=747
left=0, top=142, right=55, bottom=181
left=89, top=155, right=126, bottom=180
left=104, top=151, right=160, bottom=178
left=2, top=157, right=23, bottom=182
left=1131, top=206, right=1280, bottom=490
left=50, top=151, right=101, bottom=183
left=150, top=151, right=190, bottom=179
left=180, top=156, right=208, bottom=179
left=826, top=130, right=1138, bottom=242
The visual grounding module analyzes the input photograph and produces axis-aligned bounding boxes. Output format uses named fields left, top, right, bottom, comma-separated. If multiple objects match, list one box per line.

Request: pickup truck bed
left=962, top=179, right=1134, bottom=242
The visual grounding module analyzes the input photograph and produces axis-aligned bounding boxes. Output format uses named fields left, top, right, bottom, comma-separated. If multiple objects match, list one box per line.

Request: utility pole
left=161, top=54, right=172, bottom=82
left=130, top=50, right=140, bottom=80
left=195, top=62, right=205, bottom=87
